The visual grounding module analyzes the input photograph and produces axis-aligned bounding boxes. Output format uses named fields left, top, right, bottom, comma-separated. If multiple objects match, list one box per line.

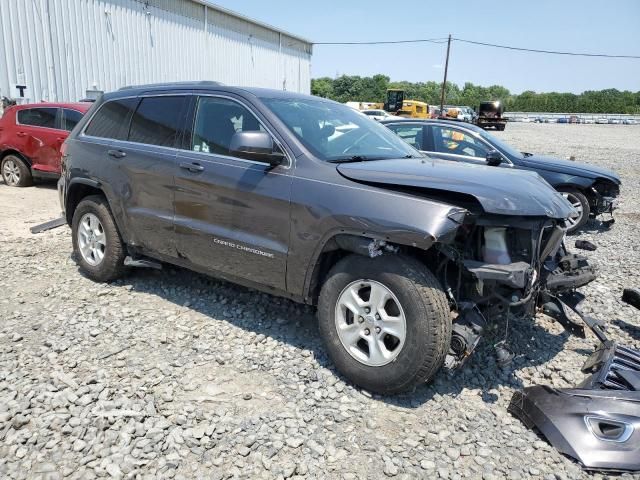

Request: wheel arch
left=302, top=232, right=436, bottom=305
left=1, top=149, right=32, bottom=167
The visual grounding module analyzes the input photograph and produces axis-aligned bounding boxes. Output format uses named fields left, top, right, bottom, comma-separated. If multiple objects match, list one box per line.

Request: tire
left=318, top=254, right=451, bottom=395
left=559, top=188, right=590, bottom=234
left=1, top=154, right=33, bottom=187
left=72, top=195, right=127, bottom=282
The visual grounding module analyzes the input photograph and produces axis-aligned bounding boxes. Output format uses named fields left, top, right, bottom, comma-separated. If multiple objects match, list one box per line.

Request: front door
left=426, top=125, right=492, bottom=165
left=174, top=95, right=292, bottom=290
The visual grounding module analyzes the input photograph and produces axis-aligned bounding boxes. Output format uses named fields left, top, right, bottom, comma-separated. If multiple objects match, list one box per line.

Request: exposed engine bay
left=426, top=214, right=597, bottom=369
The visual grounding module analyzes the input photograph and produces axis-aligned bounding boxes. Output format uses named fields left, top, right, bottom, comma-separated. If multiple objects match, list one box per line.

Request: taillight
left=60, top=141, right=68, bottom=158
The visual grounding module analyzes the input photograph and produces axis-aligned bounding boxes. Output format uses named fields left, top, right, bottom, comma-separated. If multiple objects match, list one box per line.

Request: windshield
left=458, top=121, right=522, bottom=159
left=476, top=129, right=523, bottom=158
left=261, top=97, right=422, bottom=162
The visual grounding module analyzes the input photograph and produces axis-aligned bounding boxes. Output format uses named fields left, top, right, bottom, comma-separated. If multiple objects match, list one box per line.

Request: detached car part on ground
left=381, top=118, right=621, bottom=233
left=509, top=290, right=640, bottom=473
left=60, top=82, right=607, bottom=396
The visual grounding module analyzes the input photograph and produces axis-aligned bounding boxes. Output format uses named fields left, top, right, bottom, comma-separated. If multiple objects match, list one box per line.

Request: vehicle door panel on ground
left=83, top=95, right=185, bottom=257
left=16, top=107, right=62, bottom=174
left=174, top=95, right=291, bottom=290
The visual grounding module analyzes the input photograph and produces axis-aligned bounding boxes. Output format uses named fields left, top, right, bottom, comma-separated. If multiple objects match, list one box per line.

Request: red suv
left=0, top=102, right=91, bottom=187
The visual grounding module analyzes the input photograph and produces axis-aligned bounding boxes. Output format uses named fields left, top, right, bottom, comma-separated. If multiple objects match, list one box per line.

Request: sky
left=211, top=0, right=640, bottom=94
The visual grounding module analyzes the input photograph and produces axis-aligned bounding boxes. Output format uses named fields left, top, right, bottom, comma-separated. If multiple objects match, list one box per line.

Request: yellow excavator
left=384, top=89, right=429, bottom=118
left=370, top=89, right=429, bottom=118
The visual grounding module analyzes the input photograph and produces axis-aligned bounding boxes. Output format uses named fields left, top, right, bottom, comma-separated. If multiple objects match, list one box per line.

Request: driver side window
left=191, top=97, right=265, bottom=157
left=432, top=126, right=489, bottom=159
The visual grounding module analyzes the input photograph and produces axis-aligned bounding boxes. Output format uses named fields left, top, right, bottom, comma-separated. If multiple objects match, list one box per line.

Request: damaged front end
left=432, top=211, right=640, bottom=472
left=429, top=212, right=596, bottom=369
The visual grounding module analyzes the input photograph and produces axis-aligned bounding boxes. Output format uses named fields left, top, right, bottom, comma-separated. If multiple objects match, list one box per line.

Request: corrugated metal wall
left=0, top=0, right=312, bottom=103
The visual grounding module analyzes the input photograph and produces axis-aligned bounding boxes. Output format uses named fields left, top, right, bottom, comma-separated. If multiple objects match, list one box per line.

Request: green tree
left=310, top=75, right=638, bottom=113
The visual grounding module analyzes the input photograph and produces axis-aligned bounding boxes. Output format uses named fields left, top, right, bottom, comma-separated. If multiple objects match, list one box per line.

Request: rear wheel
left=560, top=189, right=590, bottom=234
left=318, top=254, right=451, bottom=395
left=1, top=155, right=32, bottom=187
left=72, top=195, right=127, bottom=282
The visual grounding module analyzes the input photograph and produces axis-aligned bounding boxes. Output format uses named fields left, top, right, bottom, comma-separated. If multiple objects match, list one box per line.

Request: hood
left=337, top=157, right=575, bottom=218
left=521, top=154, right=621, bottom=184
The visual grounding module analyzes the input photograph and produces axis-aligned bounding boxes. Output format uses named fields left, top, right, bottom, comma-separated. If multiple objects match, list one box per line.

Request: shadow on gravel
left=612, top=318, right=640, bottom=341
left=573, top=217, right=616, bottom=235
left=113, top=264, right=570, bottom=409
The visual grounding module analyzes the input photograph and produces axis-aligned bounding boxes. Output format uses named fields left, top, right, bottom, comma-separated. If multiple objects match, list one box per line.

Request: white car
left=361, top=109, right=403, bottom=121
left=596, top=117, right=608, bottom=124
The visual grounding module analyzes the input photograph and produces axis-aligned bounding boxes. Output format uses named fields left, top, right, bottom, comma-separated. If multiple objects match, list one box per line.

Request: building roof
left=194, top=1, right=313, bottom=46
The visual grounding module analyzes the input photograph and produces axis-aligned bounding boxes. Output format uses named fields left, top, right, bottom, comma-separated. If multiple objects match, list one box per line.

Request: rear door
left=174, top=94, right=292, bottom=290
left=15, top=107, right=62, bottom=174
left=109, top=95, right=189, bottom=258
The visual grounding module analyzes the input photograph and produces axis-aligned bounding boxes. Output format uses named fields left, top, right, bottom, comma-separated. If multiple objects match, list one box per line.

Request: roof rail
left=118, top=81, right=223, bottom=91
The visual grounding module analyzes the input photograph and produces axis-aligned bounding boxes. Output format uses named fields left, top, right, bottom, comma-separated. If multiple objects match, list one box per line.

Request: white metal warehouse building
left=0, top=0, right=313, bottom=103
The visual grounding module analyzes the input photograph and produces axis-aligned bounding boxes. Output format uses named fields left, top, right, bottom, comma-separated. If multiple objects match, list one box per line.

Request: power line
left=314, top=37, right=448, bottom=45
left=453, top=37, right=640, bottom=59
left=313, top=36, right=640, bottom=59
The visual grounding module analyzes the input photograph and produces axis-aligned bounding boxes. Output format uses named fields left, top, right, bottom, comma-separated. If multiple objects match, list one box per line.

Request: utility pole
left=439, top=34, right=452, bottom=117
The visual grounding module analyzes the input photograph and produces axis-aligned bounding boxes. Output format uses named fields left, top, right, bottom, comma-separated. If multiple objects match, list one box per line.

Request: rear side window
left=85, top=98, right=137, bottom=140
left=17, top=108, right=58, bottom=128
left=128, top=96, right=187, bottom=147
left=62, top=109, right=84, bottom=131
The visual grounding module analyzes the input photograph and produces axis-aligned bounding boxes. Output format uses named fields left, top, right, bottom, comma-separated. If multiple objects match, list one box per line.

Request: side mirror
left=485, top=150, right=503, bottom=166
left=229, top=131, right=285, bottom=166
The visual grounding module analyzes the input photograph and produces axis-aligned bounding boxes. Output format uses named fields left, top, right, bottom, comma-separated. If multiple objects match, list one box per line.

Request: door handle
left=107, top=149, right=126, bottom=159
left=180, top=162, right=204, bottom=173
left=16, top=132, right=26, bottom=137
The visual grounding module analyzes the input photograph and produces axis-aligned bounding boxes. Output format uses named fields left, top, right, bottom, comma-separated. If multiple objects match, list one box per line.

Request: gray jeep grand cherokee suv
left=59, top=82, right=597, bottom=394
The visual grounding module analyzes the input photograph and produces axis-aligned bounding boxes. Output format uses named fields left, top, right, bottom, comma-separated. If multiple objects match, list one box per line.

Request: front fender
left=286, top=175, right=466, bottom=298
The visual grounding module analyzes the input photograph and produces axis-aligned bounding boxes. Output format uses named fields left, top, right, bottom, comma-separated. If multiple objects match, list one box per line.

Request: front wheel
left=318, top=254, right=451, bottom=395
left=560, top=189, right=590, bottom=234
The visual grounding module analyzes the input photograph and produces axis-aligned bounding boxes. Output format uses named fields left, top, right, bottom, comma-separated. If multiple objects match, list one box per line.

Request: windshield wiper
left=326, top=155, right=372, bottom=163
left=327, top=154, right=414, bottom=163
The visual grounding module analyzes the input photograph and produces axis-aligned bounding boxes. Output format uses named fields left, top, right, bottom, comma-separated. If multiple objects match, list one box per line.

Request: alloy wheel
left=2, top=159, right=21, bottom=186
left=562, top=192, right=584, bottom=228
left=77, top=213, right=107, bottom=266
left=335, top=280, right=407, bottom=366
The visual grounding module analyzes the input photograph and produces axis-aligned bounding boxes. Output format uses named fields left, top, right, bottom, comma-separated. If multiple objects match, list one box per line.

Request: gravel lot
left=1, top=123, right=639, bottom=480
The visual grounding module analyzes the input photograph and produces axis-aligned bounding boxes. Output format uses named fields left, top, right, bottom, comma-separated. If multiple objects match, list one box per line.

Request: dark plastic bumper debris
left=574, top=239, right=597, bottom=251
left=622, top=288, right=640, bottom=311
left=30, top=217, right=67, bottom=234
